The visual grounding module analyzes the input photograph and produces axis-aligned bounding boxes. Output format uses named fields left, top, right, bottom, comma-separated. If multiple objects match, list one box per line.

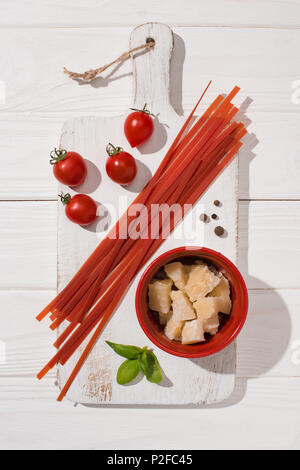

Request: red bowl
left=135, top=246, right=248, bottom=358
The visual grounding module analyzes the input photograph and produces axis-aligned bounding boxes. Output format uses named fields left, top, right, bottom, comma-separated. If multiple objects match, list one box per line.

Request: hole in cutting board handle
left=146, top=37, right=155, bottom=45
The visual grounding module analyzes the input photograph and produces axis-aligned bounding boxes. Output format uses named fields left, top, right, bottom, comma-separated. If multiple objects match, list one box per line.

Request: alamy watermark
left=95, top=198, right=206, bottom=244
left=0, top=81, right=5, bottom=104
left=291, top=80, right=300, bottom=104
left=0, top=340, right=6, bottom=364
left=291, top=340, right=300, bottom=366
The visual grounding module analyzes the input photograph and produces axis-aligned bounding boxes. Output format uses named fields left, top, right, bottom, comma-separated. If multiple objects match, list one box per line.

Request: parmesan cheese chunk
left=148, top=279, right=173, bottom=314
left=164, top=262, right=187, bottom=290
left=208, top=275, right=232, bottom=315
left=185, top=264, right=221, bottom=301
left=171, top=290, right=196, bottom=322
left=193, top=297, right=221, bottom=320
left=181, top=319, right=205, bottom=344
left=164, top=317, right=184, bottom=341
left=203, top=315, right=220, bottom=335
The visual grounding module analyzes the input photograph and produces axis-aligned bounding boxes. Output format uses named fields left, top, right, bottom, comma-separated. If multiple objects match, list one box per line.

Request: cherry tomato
left=124, top=104, right=154, bottom=148
left=105, top=143, right=137, bottom=185
left=50, top=148, right=87, bottom=187
left=59, top=193, right=98, bottom=226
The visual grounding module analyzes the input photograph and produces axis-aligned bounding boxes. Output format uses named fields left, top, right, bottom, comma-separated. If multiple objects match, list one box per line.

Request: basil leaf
left=117, top=359, right=140, bottom=385
left=106, top=341, right=143, bottom=359
left=107, top=340, right=163, bottom=386
left=140, top=350, right=162, bottom=384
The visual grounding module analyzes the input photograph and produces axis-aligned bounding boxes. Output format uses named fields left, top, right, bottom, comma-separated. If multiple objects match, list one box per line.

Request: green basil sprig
left=106, top=341, right=162, bottom=385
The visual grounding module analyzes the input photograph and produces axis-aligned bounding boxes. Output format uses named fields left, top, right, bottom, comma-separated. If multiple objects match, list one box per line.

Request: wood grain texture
left=57, top=23, right=237, bottom=405
left=0, top=27, right=299, bottom=114
left=0, top=291, right=56, bottom=378
left=238, top=112, right=300, bottom=200
left=238, top=201, right=300, bottom=289
left=0, top=27, right=299, bottom=200
left=2, top=200, right=300, bottom=290
left=0, top=376, right=300, bottom=450
left=1, top=0, right=300, bottom=450
left=237, top=289, right=300, bottom=378
left=1, top=0, right=300, bottom=27
left=1, top=289, right=298, bottom=381
left=0, top=201, right=57, bottom=289
left=0, top=115, right=62, bottom=200
left=1, top=111, right=299, bottom=200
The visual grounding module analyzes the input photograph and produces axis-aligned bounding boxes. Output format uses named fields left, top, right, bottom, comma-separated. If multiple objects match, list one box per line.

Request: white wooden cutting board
left=57, top=23, right=238, bottom=405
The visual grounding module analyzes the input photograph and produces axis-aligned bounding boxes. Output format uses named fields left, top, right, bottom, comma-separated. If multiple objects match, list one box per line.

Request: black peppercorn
left=214, top=226, right=225, bottom=237
left=214, top=200, right=221, bottom=207
left=200, top=213, right=209, bottom=223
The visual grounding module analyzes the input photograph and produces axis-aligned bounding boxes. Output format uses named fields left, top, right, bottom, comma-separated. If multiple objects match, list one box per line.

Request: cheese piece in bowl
left=203, top=315, right=220, bottom=335
left=165, top=318, right=184, bottom=341
left=208, top=274, right=232, bottom=314
left=193, top=297, right=221, bottom=320
left=170, top=290, right=196, bottom=322
left=164, top=262, right=187, bottom=290
left=184, top=263, right=221, bottom=301
left=181, top=319, right=205, bottom=345
left=148, top=279, right=173, bottom=314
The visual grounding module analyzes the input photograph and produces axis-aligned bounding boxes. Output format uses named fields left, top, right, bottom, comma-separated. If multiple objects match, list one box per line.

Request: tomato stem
left=50, top=148, right=68, bottom=165
left=58, top=192, right=71, bottom=205
left=106, top=143, right=123, bottom=157
left=129, top=103, right=155, bottom=117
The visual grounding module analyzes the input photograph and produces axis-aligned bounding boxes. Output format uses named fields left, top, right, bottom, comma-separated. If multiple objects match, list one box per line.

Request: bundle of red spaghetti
left=37, top=83, right=247, bottom=401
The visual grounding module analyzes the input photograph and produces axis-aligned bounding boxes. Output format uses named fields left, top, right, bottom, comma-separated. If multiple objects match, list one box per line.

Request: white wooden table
left=1, top=0, right=300, bottom=450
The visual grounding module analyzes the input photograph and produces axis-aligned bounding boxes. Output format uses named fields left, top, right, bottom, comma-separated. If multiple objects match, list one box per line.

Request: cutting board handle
left=130, top=23, right=175, bottom=116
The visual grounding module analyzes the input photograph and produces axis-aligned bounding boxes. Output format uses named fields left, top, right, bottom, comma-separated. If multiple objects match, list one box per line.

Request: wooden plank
left=0, top=115, right=62, bottom=200
left=238, top=201, right=300, bottom=289
left=1, top=1, right=299, bottom=450
left=1, top=0, right=300, bottom=27
left=0, top=111, right=299, bottom=200
left=0, top=27, right=299, bottom=200
left=0, top=291, right=56, bottom=378
left=237, top=289, right=300, bottom=378
left=57, top=23, right=237, bottom=405
left=0, top=377, right=57, bottom=403
left=0, top=202, right=57, bottom=289
left=0, top=377, right=300, bottom=450
left=0, top=27, right=299, bottom=114
left=239, top=112, right=300, bottom=200
left=0, top=288, right=298, bottom=381
left=1, top=199, right=299, bottom=291
left=0, top=28, right=132, bottom=114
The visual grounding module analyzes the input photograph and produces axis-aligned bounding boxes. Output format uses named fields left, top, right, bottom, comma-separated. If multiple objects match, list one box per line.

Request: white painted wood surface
left=1, top=0, right=300, bottom=450
left=237, top=289, right=300, bottom=378
left=1, top=27, right=298, bottom=114
left=239, top=201, right=300, bottom=289
left=0, top=291, right=56, bottom=378
left=0, top=201, right=57, bottom=289
left=1, top=377, right=300, bottom=450
left=1, top=27, right=299, bottom=200
left=1, top=0, right=300, bottom=27
left=1, top=289, right=298, bottom=381
left=2, top=200, right=300, bottom=290
left=57, top=23, right=237, bottom=405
